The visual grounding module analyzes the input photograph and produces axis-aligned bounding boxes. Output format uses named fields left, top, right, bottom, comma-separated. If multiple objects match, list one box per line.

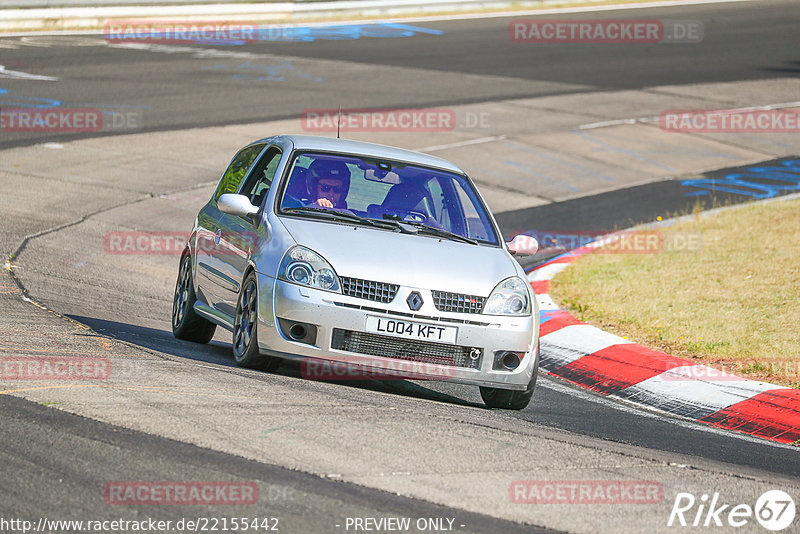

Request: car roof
left=257, top=134, right=465, bottom=174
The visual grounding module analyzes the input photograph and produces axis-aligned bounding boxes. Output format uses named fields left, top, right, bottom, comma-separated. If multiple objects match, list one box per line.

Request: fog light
left=278, top=318, right=317, bottom=345
left=289, top=323, right=307, bottom=341
left=493, top=351, right=522, bottom=371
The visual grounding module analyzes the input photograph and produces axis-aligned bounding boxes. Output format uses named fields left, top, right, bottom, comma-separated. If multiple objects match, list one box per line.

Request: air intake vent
left=340, top=277, right=399, bottom=303
left=431, top=291, right=485, bottom=314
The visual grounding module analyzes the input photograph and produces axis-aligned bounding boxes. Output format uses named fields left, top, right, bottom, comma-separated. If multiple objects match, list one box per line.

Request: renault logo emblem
left=406, top=291, right=423, bottom=311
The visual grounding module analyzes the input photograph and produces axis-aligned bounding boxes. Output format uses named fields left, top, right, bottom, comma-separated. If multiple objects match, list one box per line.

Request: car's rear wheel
left=232, top=271, right=280, bottom=371
left=480, top=342, right=539, bottom=410
left=172, top=254, right=217, bottom=343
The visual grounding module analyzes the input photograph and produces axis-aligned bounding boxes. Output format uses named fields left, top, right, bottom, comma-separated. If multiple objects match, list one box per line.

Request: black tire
left=172, top=253, right=217, bottom=343
left=480, top=342, right=540, bottom=410
left=232, top=271, right=280, bottom=371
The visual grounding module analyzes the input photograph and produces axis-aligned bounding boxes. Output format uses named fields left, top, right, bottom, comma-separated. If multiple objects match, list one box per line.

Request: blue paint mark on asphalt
left=377, top=23, right=444, bottom=36
left=0, top=87, right=152, bottom=133
left=123, top=23, right=444, bottom=46
left=0, top=87, right=61, bottom=108
left=255, top=23, right=443, bottom=43
left=681, top=159, right=800, bottom=198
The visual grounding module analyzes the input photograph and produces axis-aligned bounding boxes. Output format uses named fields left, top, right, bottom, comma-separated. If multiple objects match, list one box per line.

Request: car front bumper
left=256, top=275, right=539, bottom=391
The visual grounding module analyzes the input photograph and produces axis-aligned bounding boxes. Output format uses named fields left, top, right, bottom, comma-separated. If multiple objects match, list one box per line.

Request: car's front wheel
left=172, top=253, right=217, bottom=343
left=480, top=342, right=539, bottom=410
left=232, top=271, right=280, bottom=371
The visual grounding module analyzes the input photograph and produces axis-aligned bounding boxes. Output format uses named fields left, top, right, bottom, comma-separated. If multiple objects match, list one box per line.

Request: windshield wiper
left=399, top=221, right=479, bottom=245
left=283, top=207, right=414, bottom=233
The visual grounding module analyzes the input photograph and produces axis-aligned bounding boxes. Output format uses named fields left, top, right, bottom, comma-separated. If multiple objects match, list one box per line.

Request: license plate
left=365, top=316, right=457, bottom=344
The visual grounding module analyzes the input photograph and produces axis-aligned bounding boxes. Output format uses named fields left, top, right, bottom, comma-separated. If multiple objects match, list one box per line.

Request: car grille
left=331, top=329, right=482, bottom=369
left=340, top=277, right=399, bottom=303
left=431, top=290, right=486, bottom=314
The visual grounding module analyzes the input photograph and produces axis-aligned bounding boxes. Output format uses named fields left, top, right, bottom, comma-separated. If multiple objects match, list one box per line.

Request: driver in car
left=307, top=159, right=350, bottom=209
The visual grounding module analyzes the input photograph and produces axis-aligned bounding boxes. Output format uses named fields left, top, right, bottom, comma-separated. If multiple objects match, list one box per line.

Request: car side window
left=214, top=144, right=266, bottom=202
left=239, top=147, right=282, bottom=208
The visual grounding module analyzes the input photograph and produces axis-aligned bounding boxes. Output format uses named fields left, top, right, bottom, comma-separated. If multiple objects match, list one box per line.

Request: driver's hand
left=314, top=198, right=334, bottom=208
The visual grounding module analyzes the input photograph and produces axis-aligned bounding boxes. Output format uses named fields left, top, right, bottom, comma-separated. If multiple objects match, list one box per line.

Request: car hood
left=278, top=217, right=519, bottom=296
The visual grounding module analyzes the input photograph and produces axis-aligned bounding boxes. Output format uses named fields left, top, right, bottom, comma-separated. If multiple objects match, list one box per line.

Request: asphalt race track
left=1, top=1, right=799, bottom=532
left=1, top=0, right=799, bottom=150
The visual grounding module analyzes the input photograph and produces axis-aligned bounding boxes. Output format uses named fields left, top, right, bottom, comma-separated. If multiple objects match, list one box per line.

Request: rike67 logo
left=668, top=490, right=795, bottom=531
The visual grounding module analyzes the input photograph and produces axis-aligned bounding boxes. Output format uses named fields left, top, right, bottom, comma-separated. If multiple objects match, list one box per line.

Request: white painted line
left=580, top=117, right=657, bottom=130
left=415, top=135, right=506, bottom=153
left=579, top=100, right=800, bottom=130
left=0, top=64, right=58, bottom=81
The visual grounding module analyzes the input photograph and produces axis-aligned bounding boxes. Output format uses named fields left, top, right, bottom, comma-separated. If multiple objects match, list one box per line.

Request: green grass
left=550, top=197, right=800, bottom=388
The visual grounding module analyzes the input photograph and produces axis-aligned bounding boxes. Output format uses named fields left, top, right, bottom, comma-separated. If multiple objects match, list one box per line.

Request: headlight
left=483, top=276, right=531, bottom=316
left=278, top=246, right=341, bottom=293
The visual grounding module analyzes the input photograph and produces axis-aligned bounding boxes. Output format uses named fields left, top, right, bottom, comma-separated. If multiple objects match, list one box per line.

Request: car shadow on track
left=68, top=315, right=235, bottom=366
left=66, top=315, right=481, bottom=409
left=300, top=373, right=482, bottom=409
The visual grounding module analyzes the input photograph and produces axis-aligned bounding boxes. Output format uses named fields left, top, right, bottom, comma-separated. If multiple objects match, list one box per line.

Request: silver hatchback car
left=172, top=135, right=540, bottom=409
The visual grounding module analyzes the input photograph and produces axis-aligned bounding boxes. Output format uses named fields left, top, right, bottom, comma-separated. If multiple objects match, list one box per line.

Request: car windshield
left=278, top=152, right=499, bottom=245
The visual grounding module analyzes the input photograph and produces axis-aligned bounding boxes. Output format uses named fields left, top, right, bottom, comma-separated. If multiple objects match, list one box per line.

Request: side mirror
left=507, top=234, right=539, bottom=255
left=219, top=194, right=259, bottom=219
